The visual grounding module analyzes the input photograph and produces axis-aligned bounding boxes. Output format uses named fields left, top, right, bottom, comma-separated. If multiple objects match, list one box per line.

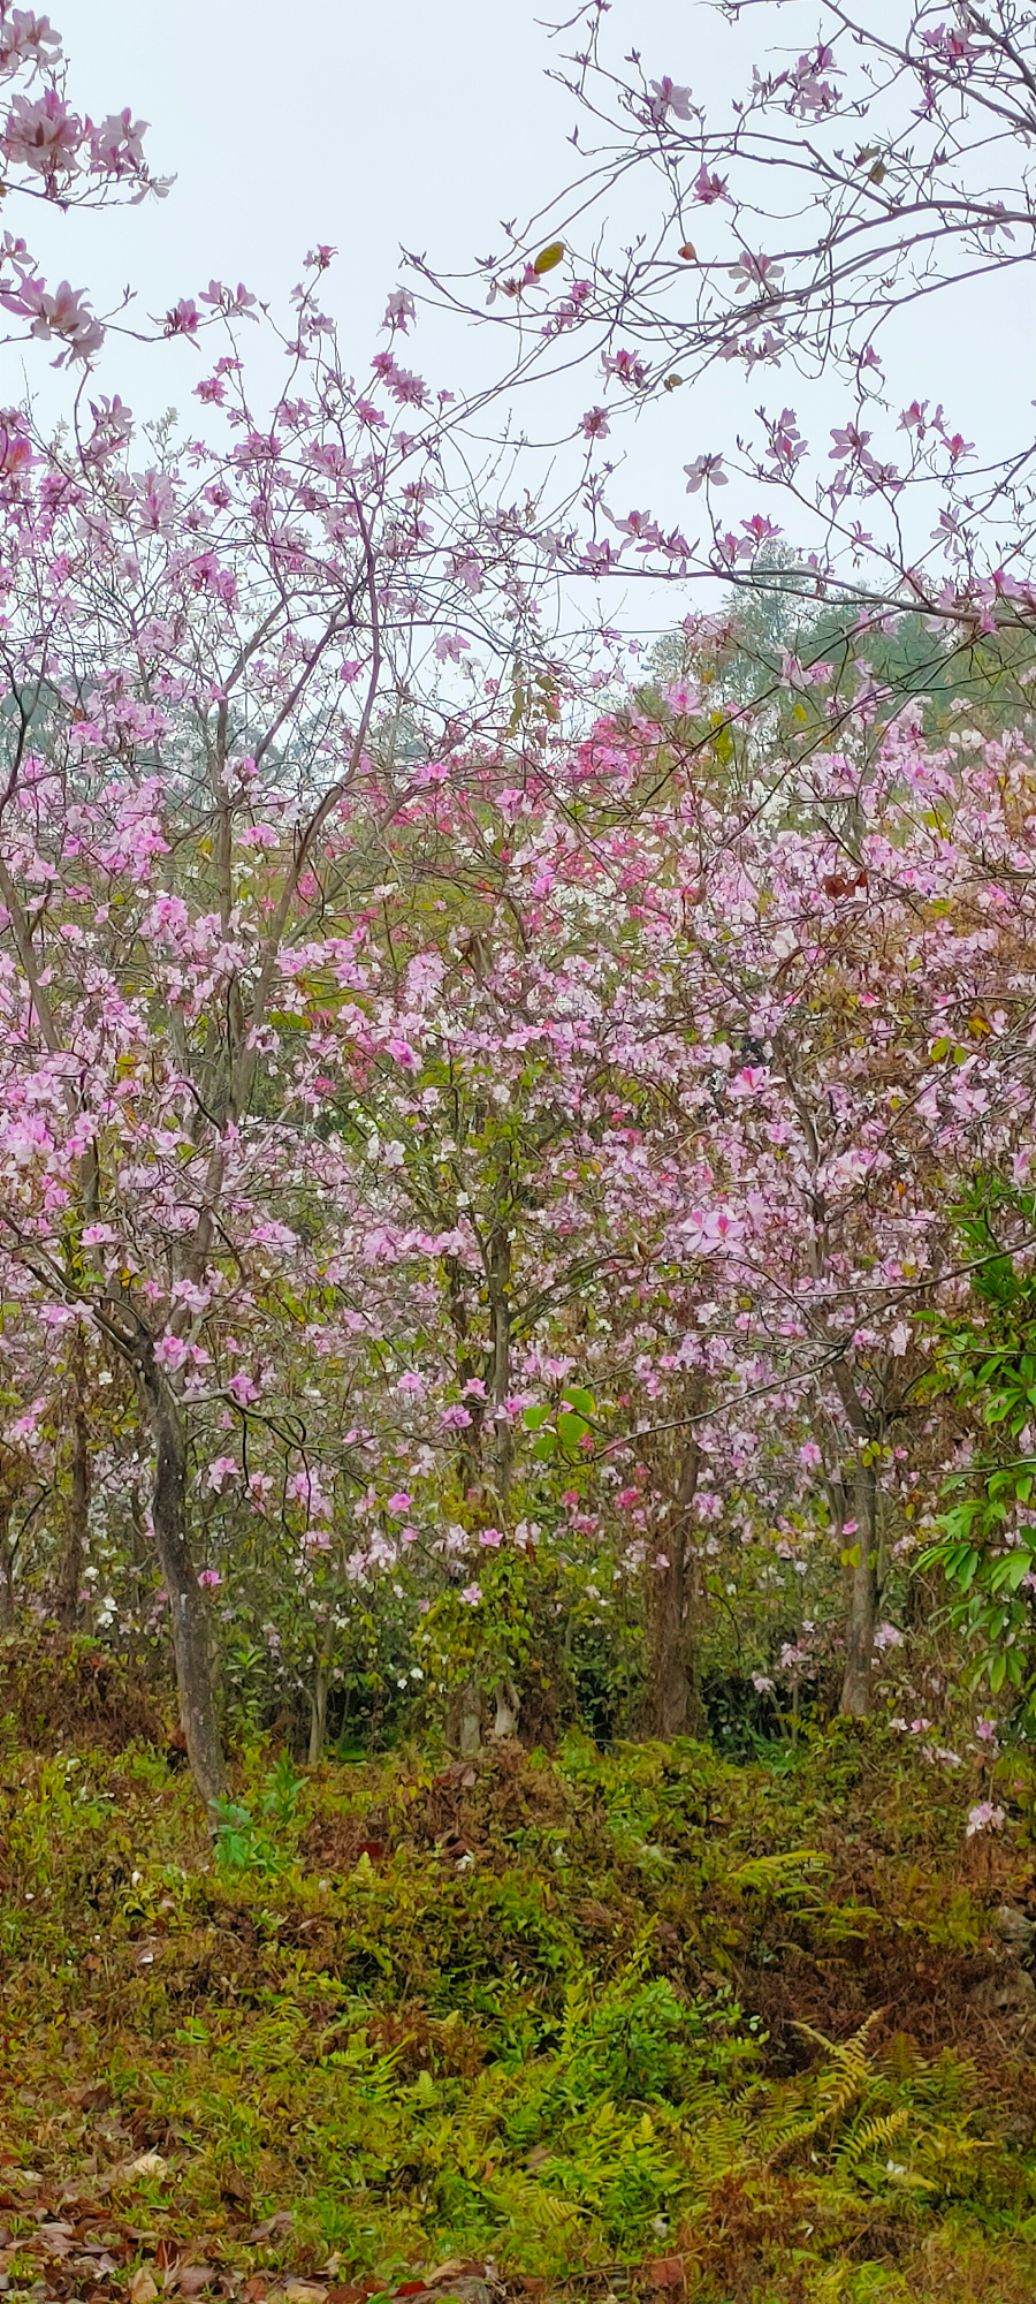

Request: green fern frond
left=769, top=2011, right=885, bottom=2165
left=793, top=2009, right=883, bottom=2063
left=727, top=1847, right=829, bottom=1898
left=836, top=2102, right=911, bottom=2173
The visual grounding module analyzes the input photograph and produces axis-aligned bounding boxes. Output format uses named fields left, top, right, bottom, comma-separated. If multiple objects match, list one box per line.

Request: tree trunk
left=492, top=1678, right=519, bottom=1740
left=57, top=1342, right=90, bottom=1629
left=0, top=1500, right=13, bottom=1628
left=488, top=1222, right=512, bottom=1505
left=138, top=1352, right=225, bottom=1810
left=444, top=1254, right=483, bottom=1493
left=457, top=1680, right=482, bottom=1756
left=840, top=1456, right=879, bottom=1719
left=308, top=1622, right=333, bottom=1766
left=645, top=1422, right=704, bottom=1739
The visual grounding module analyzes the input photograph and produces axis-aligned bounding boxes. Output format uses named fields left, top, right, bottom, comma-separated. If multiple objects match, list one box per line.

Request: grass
left=1, top=1716, right=1036, bottom=2300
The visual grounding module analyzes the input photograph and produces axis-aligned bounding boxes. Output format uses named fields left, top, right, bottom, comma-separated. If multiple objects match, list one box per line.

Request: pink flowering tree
left=0, top=261, right=598, bottom=1803
left=6, top=2, right=1036, bottom=1792
left=4, top=469, right=1036, bottom=1778
left=295, top=672, right=1036, bottom=1736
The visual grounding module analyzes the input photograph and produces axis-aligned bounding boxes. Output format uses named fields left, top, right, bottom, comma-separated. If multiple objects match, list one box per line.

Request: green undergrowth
left=2, top=1720, right=1036, bottom=2300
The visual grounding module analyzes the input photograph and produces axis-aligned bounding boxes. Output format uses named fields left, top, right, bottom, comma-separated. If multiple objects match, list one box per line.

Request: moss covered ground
left=3, top=1712, right=1036, bottom=2302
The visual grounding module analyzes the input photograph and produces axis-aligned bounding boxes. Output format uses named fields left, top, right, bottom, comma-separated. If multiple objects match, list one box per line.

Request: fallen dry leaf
left=169, top=2264, right=218, bottom=2297
left=647, top=2259, right=686, bottom=2297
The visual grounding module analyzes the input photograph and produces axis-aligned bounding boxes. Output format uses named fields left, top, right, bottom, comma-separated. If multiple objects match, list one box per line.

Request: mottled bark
left=308, top=1619, right=334, bottom=1765
left=0, top=1500, right=13, bottom=1628
left=645, top=1418, right=704, bottom=1739
left=828, top=1360, right=881, bottom=1721
left=488, top=1221, right=512, bottom=1504
left=138, top=1351, right=225, bottom=1810
left=839, top=1456, right=879, bottom=1719
left=57, top=1341, right=90, bottom=1629
left=492, top=1678, right=520, bottom=1740
left=457, top=1681, right=482, bottom=1756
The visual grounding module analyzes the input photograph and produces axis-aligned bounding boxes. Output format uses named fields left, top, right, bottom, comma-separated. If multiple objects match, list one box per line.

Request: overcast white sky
left=18, top=0, right=1036, bottom=638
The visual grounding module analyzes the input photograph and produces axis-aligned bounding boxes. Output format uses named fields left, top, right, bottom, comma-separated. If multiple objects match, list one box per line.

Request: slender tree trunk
left=308, top=1619, right=333, bottom=1765
left=0, top=1499, right=13, bottom=1628
left=457, top=1681, right=482, bottom=1756
left=645, top=1416, right=704, bottom=1739
left=492, top=1678, right=519, bottom=1740
left=57, top=1342, right=90, bottom=1629
left=444, top=1253, right=483, bottom=1493
left=488, top=1222, right=512, bottom=1505
left=840, top=1456, right=879, bottom=1719
left=138, top=1352, right=225, bottom=1810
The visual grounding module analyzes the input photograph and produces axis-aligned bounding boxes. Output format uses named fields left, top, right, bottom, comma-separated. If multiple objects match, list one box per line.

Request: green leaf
left=988, top=1550, right=1035, bottom=1594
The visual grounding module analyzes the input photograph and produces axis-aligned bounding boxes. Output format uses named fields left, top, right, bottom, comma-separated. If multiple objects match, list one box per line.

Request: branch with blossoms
left=407, top=0, right=1036, bottom=648
left=0, top=3, right=169, bottom=364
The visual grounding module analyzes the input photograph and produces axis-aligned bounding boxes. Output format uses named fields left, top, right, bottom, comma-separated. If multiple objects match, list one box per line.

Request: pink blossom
left=4, top=88, right=82, bottom=177
left=692, top=165, right=728, bottom=203
left=648, top=77, right=695, bottom=121
left=434, top=631, right=470, bottom=664
left=966, top=1802, right=1006, bottom=1838
left=226, top=1371, right=260, bottom=1406
left=383, top=288, right=416, bottom=332
left=684, top=453, right=727, bottom=492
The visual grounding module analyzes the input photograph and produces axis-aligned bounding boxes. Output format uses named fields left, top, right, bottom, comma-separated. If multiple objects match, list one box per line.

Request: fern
left=727, top=1847, right=829, bottom=1898
left=681, top=2104, right=754, bottom=2189
left=767, top=2012, right=883, bottom=2166
left=835, top=2102, right=911, bottom=2174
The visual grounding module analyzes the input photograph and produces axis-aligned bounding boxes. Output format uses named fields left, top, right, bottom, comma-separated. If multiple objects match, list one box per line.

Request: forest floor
left=3, top=1670, right=1036, bottom=2302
